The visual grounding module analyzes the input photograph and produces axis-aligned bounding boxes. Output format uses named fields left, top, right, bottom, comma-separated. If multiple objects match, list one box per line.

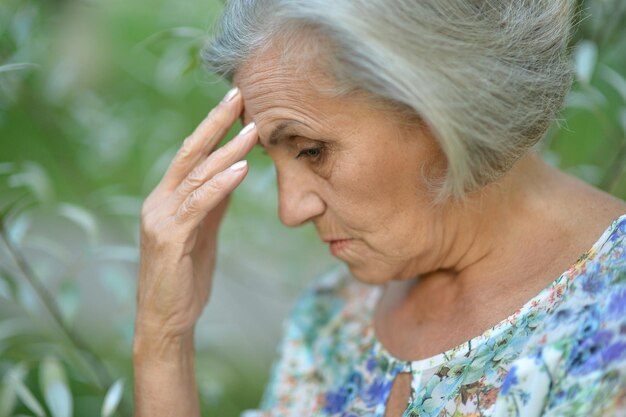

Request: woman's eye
left=296, top=147, right=322, bottom=159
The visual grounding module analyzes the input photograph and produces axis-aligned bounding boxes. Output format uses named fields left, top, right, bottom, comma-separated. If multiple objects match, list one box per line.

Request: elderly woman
left=133, top=0, right=626, bottom=416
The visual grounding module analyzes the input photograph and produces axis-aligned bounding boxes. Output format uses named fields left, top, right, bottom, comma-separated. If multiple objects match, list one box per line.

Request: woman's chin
left=344, top=255, right=421, bottom=285
left=346, top=262, right=398, bottom=286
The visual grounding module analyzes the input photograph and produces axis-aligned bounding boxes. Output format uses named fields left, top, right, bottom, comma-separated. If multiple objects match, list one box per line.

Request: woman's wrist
left=133, top=328, right=200, bottom=417
left=133, top=326, right=195, bottom=363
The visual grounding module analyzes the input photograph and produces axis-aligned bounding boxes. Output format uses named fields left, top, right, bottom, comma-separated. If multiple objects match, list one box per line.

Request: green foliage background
left=0, top=0, right=625, bottom=416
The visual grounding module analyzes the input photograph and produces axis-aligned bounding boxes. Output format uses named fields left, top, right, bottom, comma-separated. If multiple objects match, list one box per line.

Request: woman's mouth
left=328, top=239, right=353, bottom=256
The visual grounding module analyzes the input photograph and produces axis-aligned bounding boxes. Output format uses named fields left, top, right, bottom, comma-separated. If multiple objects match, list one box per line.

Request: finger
left=174, top=160, right=249, bottom=228
left=158, top=87, right=244, bottom=193
left=170, top=121, right=257, bottom=208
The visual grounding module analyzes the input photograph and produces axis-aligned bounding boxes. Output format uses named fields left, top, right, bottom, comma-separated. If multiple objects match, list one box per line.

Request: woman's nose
left=276, top=168, right=325, bottom=227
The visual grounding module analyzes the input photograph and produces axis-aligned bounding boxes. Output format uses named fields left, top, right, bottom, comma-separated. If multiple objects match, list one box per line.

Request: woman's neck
left=400, top=151, right=626, bottom=321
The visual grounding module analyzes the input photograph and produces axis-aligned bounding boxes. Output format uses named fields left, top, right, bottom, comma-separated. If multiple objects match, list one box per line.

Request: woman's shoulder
left=486, top=214, right=626, bottom=416
left=543, top=212, right=626, bottom=329
left=569, top=211, right=626, bottom=294
left=523, top=214, right=626, bottom=385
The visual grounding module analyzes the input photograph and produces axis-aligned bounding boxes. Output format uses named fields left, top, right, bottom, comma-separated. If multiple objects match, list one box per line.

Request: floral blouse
left=242, top=214, right=626, bottom=417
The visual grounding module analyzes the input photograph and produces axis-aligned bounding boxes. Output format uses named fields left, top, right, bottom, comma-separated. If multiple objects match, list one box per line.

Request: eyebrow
left=260, top=120, right=309, bottom=147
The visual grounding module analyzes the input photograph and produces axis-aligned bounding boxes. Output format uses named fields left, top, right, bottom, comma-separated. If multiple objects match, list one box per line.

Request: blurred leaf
left=601, top=65, right=626, bottom=104
left=0, top=162, right=16, bottom=175
left=101, top=379, right=124, bottom=417
left=0, top=279, right=12, bottom=300
left=23, top=236, right=72, bottom=264
left=540, top=149, right=561, bottom=168
left=100, top=195, right=143, bottom=217
left=0, top=63, right=39, bottom=74
left=99, top=265, right=132, bottom=302
left=0, top=318, right=35, bottom=341
left=154, top=44, right=196, bottom=96
left=565, top=88, right=607, bottom=111
left=0, top=270, right=18, bottom=300
left=57, top=280, right=80, bottom=325
left=0, top=194, right=37, bottom=229
left=182, top=44, right=202, bottom=75
left=566, top=164, right=603, bottom=185
left=143, top=147, right=177, bottom=194
left=8, top=364, right=45, bottom=417
left=16, top=280, right=40, bottom=315
left=574, top=40, right=598, bottom=84
left=9, top=3, right=37, bottom=46
left=39, top=356, right=72, bottom=417
left=0, top=371, right=17, bottom=417
left=94, top=245, right=138, bottom=263
left=198, top=377, right=224, bottom=407
left=7, top=162, right=54, bottom=204
left=57, top=203, right=99, bottom=244
left=135, top=26, right=204, bottom=51
left=6, top=211, right=32, bottom=246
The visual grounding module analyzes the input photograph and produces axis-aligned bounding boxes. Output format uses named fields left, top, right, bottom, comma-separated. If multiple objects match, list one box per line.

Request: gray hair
left=202, top=0, right=575, bottom=200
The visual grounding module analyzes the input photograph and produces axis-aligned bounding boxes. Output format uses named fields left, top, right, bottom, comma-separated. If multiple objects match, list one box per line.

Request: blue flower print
left=580, top=271, right=605, bottom=294
left=608, top=288, right=626, bottom=319
left=603, top=341, right=626, bottom=363
left=500, top=365, right=518, bottom=395
left=362, top=376, right=394, bottom=408
left=568, top=330, right=614, bottom=376
left=323, top=372, right=363, bottom=414
left=609, top=220, right=626, bottom=243
left=324, top=388, right=350, bottom=414
left=366, top=356, right=377, bottom=373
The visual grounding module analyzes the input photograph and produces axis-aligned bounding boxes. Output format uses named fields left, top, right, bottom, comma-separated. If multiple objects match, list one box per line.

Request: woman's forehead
left=236, top=69, right=332, bottom=117
left=235, top=45, right=341, bottom=114
left=234, top=46, right=391, bottom=144
left=236, top=73, right=340, bottom=141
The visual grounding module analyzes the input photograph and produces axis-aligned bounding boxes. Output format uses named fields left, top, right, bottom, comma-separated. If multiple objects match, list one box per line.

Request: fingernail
left=229, top=160, right=248, bottom=171
left=238, top=122, right=255, bottom=136
left=222, top=87, right=239, bottom=103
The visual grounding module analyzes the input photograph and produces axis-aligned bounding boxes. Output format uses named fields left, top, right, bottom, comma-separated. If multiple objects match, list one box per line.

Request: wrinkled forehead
left=232, top=39, right=416, bottom=146
left=234, top=43, right=341, bottom=128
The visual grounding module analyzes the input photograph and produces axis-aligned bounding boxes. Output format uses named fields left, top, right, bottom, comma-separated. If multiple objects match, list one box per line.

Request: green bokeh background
left=1, top=0, right=625, bottom=416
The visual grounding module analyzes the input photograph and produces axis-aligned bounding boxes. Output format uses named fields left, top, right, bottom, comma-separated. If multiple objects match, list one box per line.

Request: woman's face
left=235, top=49, right=448, bottom=284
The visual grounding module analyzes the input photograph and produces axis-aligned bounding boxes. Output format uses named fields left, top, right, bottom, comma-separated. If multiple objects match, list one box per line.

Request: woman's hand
left=134, top=87, right=256, bottom=417
left=135, top=87, right=257, bottom=341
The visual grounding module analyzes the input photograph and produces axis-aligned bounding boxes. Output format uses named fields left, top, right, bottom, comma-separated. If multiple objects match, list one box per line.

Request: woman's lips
left=328, top=239, right=353, bottom=256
